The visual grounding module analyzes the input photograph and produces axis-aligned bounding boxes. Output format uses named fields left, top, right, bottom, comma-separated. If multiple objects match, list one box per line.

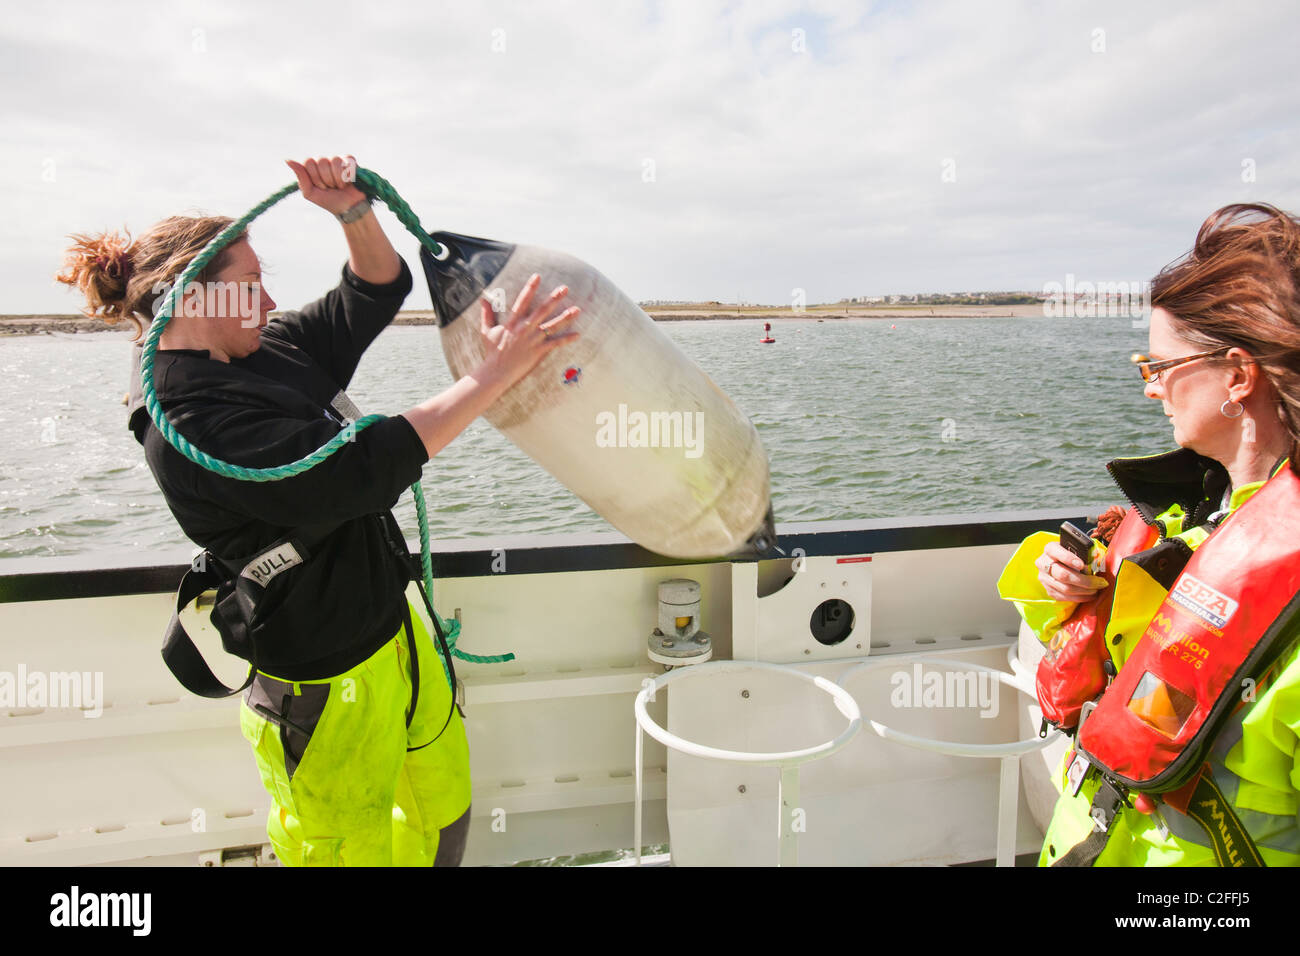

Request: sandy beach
left=0, top=302, right=1044, bottom=336
left=0, top=315, right=128, bottom=335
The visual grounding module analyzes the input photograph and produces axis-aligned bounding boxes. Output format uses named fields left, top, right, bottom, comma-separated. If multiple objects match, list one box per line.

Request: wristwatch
left=337, top=198, right=373, bottom=224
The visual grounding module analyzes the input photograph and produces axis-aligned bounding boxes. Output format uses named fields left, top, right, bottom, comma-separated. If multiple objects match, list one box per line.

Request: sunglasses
left=1130, top=347, right=1231, bottom=384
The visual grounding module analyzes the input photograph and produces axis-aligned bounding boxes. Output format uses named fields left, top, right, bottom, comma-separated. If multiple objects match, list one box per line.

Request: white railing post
left=996, top=753, right=1019, bottom=868
left=634, top=722, right=644, bottom=866
left=778, top=764, right=800, bottom=867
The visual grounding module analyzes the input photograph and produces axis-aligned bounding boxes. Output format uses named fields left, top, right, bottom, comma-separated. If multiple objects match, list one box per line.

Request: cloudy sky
left=4, top=0, right=1299, bottom=314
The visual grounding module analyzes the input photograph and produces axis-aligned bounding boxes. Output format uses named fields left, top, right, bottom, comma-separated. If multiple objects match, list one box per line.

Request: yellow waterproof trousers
left=238, top=600, right=471, bottom=866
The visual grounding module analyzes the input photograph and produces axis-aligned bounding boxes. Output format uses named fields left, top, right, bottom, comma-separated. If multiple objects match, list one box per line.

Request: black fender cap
left=419, top=232, right=517, bottom=327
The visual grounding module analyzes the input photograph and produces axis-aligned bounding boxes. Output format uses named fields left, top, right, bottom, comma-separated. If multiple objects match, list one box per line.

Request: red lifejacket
left=1078, top=465, right=1300, bottom=792
left=1036, top=509, right=1160, bottom=731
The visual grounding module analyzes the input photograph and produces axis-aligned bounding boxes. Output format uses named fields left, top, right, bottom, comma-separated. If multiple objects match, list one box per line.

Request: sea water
left=0, top=315, right=1159, bottom=561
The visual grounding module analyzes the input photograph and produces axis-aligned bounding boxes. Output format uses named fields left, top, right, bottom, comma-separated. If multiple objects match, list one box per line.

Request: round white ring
left=836, top=657, right=1060, bottom=758
left=634, top=660, right=862, bottom=766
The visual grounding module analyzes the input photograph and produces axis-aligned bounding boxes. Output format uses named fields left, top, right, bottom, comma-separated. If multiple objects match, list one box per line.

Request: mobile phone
left=1059, top=521, right=1095, bottom=568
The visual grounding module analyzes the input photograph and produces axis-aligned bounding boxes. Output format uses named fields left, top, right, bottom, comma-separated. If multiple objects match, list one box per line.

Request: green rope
left=141, top=166, right=515, bottom=676
left=413, top=483, right=513, bottom=665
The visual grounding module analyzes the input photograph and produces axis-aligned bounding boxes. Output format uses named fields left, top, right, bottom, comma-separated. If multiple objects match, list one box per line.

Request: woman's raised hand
left=477, top=273, right=580, bottom=387
left=1036, top=540, right=1108, bottom=603
left=285, top=156, right=367, bottom=215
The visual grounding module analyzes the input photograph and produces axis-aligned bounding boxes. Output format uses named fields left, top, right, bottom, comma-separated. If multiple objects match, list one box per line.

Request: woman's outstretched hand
left=476, top=273, right=580, bottom=388
left=286, top=156, right=367, bottom=215
left=400, top=274, right=581, bottom=459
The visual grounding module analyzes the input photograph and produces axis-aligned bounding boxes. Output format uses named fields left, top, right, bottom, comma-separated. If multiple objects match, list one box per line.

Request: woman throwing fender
left=57, top=155, right=580, bottom=866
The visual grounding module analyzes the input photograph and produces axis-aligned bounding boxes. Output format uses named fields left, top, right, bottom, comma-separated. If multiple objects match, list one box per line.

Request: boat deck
left=0, top=508, right=1098, bottom=866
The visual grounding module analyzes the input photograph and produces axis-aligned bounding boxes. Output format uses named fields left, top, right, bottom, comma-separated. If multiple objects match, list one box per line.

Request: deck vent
left=810, top=599, right=854, bottom=646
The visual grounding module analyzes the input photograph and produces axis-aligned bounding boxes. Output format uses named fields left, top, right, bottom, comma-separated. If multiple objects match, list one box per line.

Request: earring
left=1221, top=399, right=1244, bottom=419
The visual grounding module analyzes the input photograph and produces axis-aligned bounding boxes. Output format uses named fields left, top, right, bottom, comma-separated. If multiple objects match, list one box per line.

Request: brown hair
left=55, top=216, right=245, bottom=339
left=1150, top=203, right=1300, bottom=474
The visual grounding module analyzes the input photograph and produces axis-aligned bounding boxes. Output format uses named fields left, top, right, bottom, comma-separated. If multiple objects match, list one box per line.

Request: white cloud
left=3, top=0, right=1299, bottom=314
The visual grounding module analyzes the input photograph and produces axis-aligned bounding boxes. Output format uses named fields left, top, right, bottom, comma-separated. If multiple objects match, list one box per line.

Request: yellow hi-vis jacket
left=998, top=450, right=1300, bottom=866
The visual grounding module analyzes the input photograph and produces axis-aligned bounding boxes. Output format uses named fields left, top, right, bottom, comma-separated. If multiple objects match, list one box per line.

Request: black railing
left=0, top=507, right=1100, bottom=604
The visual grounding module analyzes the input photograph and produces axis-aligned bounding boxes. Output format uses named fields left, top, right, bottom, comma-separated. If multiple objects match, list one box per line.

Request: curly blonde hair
left=55, top=216, right=245, bottom=339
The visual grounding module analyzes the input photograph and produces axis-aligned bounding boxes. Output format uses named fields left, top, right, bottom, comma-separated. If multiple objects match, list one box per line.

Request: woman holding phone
left=1001, top=203, right=1300, bottom=867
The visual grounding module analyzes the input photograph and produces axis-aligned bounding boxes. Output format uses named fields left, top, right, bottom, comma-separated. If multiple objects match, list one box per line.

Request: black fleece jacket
left=127, top=259, right=428, bottom=680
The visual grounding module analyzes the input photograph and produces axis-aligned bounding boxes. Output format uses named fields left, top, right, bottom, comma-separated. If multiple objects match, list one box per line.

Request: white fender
left=420, top=233, right=775, bottom=559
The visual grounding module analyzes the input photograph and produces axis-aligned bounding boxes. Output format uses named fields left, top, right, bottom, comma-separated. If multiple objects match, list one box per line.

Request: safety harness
left=1047, top=463, right=1300, bottom=867
left=159, top=387, right=464, bottom=744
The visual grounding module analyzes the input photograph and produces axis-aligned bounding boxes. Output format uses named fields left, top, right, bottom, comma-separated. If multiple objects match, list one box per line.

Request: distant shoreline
left=1, top=303, right=1044, bottom=336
